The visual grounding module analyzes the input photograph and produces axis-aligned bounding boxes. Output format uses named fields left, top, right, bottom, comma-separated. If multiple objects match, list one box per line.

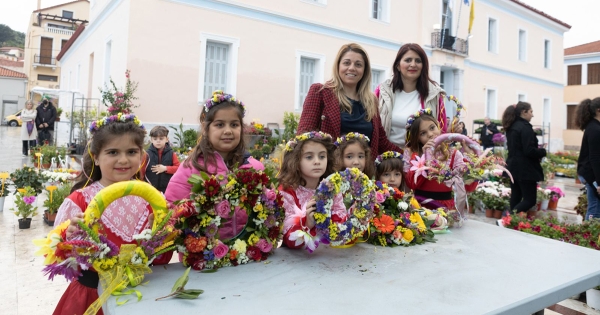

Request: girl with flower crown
left=165, top=90, right=263, bottom=240
left=278, top=131, right=345, bottom=251
left=53, top=114, right=172, bottom=315
left=334, top=132, right=375, bottom=178
left=403, top=109, right=476, bottom=212
left=375, top=151, right=407, bottom=192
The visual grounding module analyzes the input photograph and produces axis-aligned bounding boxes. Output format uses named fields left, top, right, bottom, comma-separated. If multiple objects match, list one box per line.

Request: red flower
left=268, top=227, right=280, bottom=240
left=246, top=246, right=262, bottom=261
left=517, top=222, right=531, bottom=230
left=185, top=235, right=208, bottom=253
left=205, top=178, right=220, bottom=197
left=532, top=226, right=541, bottom=233
left=186, top=253, right=206, bottom=270
left=392, top=187, right=405, bottom=200
left=176, top=201, right=196, bottom=218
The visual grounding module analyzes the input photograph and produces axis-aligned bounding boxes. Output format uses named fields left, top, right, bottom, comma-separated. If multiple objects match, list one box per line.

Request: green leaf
left=171, top=267, right=191, bottom=293
left=175, top=291, right=204, bottom=299
left=200, top=269, right=218, bottom=273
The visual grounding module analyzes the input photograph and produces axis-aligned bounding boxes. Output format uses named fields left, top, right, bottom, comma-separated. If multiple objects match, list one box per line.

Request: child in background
left=334, top=132, right=375, bottom=178
left=53, top=114, right=172, bottom=315
left=140, top=126, right=180, bottom=193
left=403, top=109, right=473, bottom=212
left=375, top=151, right=406, bottom=192
left=165, top=90, right=263, bottom=239
left=278, top=131, right=345, bottom=250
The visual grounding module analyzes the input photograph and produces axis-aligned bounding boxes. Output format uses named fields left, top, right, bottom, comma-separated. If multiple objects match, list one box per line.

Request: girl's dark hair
left=335, top=138, right=375, bottom=178
left=375, top=158, right=407, bottom=192
left=575, top=97, right=600, bottom=130
left=391, top=43, right=436, bottom=102
left=406, top=114, right=438, bottom=154
left=278, top=138, right=336, bottom=189
left=71, top=121, right=147, bottom=192
left=501, top=101, right=531, bottom=130
left=185, top=102, right=246, bottom=173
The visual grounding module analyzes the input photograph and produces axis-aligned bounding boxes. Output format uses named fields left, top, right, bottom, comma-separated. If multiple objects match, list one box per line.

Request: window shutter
left=588, top=63, right=600, bottom=85
left=204, top=42, right=229, bottom=99
left=371, top=70, right=382, bottom=92
left=567, top=65, right=582, bottom=85
left=566, top=104, right=578, bottom=130
left=299, top=57, right=315, bottom=109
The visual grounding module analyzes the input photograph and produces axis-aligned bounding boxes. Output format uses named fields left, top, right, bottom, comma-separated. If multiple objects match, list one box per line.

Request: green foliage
left=155, top=267, right=204, bottom=301
left=280, top=112, right=300, bottom=143
left=261, top=144, right=272, bottom=155
left=249, top=148, right=263, bottom=160
left=10, top=187, right=38, bottom=219
left=99, top=70, right=139, bottom=115
left=31, top=145, right=69, bottom=164
left=65, top=108, right=108, bottom=145
left=10, top=166, right=47, bottom=195
left=574, top=191, right=587, bottom=218
left=44, top=182, right=73, bottom=214
left=0, top=24, right=25, bottom=48
left=169, top=120, right=198, bottom=153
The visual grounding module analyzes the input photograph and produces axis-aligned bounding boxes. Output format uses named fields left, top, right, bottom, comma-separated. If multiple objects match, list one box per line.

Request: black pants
left=22, top=140, right=36, bottom=155
left=510, top=180, right=537, bottom=213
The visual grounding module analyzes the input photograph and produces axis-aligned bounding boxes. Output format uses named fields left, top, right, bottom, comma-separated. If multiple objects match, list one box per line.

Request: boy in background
left=141, top=126, right=180, bottom=193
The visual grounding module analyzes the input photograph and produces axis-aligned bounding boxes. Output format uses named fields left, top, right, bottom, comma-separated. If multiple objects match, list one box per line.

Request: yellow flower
left=248, top=234, right=260, bottom=246
left=233, top=239, right=247, bottom=253
left=313, top=213, right=326, bottom=224
left=200, top=216, right=212, bottom=227
left=402, top=229, right=414, bottom=243
left=32, top=220, right=70, bottom=264
left=410, top=212, right=427, bottom=232
left=258, top=212, right=267, bottom=220
left=253, top=203, right=263, bottom=212
left=328, top=224, right=339, bottom=240
left=410, top=197, right=421, bottom=209
left=226, top=179, right=237, bottom=190
left=93, top=257, right=118, bottom=271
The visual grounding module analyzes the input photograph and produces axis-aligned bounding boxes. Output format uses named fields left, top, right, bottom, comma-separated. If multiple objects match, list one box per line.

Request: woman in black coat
left=575, top=97, right=600, bottom=220
left=501, top=102, right=546, bottom=214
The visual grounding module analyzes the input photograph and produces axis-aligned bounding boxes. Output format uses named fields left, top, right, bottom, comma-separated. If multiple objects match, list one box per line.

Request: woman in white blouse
left=20, top=100, right=38, bottom=156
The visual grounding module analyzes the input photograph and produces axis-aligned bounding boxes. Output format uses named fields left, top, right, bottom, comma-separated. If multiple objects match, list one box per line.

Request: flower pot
left=485, top=209, right=494, bottom=218
left=468, top=205, right=475, bottom=214
left=548, top=199, right=559, bottom=210
left=540, top=199, right=549, bottom=211
left=527, top=210, right=537, bottom=219
left=587, top=289, right=600, bottom=310
left=43, top=212, right=56, bottom=226
left=18, top=218, right=32, bottom=229
left=575, top=177, right=581, bottom=184
left=493, top=209, right=503, bottom=219
left=42, top=163, right=51, bottom=169
left=536, top=202, right=541, bottom=211
left=0, top=196, right=5, bottom=212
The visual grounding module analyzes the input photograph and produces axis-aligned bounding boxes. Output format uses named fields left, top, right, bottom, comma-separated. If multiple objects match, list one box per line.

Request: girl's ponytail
left=502, top=101, right=531, bottom=130
left=575, top=98, right=600, bottom=130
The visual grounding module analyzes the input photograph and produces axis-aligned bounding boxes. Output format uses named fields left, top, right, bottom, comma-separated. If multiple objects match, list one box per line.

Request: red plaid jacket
left=298, top=83, right=402, bottom=160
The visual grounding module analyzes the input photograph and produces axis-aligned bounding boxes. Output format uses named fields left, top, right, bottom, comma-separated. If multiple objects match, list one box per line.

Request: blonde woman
left=21, top=100, right=37, bottom=156
left=297, top=43, right=401, bottom=159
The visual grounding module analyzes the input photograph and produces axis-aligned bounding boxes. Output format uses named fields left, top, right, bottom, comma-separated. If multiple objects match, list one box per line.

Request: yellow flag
left=468, top=0, right=475, bottom=34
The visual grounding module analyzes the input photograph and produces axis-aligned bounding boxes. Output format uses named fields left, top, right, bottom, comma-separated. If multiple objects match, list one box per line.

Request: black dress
left=505, top=117, right=546, bottom=182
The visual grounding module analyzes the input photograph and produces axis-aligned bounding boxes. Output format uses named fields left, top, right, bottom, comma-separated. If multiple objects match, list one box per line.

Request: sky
left=1, top=0, right=598, bottom=48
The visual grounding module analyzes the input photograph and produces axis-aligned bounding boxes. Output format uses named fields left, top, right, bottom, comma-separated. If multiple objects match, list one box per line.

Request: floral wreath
left=374, top=151, right=403, bottom=166
left=89, top=113, right=144, bottom=134
left=284, top=131, right=332, bottom=152
left=204, top=90, right=246, bottom=117
left=405, top=108, right=433, bottom=130
left=334, top=132, right=370, bottom=146
left=368, top=181, right=435, bottom=247
left=447, top=95, right=466, bottom=133
left=313, top=168, right=376, bottom=246
left=173, top=168, right=284, bottom=270
left=33, top=181, right=176, bottom=313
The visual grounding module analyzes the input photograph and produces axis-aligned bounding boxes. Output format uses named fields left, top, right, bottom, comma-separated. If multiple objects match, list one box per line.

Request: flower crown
left=89, top=113, right=144, bottom=134
left=285, top=131, right=332, bottom=152
left=334, top=132, right=370, bottom=146
left=204, top=90, right=246, bottom=117
left=405, top=108, right=433, bottom=130
left=374, top=151, right=403, bottom=166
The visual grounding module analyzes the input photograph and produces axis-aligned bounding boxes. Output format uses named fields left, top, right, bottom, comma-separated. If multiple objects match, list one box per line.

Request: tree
left=0, top=24, right=14, bottom=45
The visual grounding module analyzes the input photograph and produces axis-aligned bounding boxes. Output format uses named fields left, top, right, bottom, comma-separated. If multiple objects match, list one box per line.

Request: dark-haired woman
left=575, top=97, right=600, bottom=220
left=378, top=43, right=447, bottom=147
left=502, top=102, right=546, bottom=214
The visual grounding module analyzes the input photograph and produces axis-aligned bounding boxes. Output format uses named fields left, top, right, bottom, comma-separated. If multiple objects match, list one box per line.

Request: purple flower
left=204, top=224, right=218, bottom=238
left=23, top=196, right=36, bottom=205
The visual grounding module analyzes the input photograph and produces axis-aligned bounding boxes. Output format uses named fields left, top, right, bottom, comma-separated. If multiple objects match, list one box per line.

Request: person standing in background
left=35, top=99, right=57, bottom=145
left=575, top=97, right=600, bottom=221
left=20, top=100, right=37, bottom=156
left=479, top=117, right=499, bottom=150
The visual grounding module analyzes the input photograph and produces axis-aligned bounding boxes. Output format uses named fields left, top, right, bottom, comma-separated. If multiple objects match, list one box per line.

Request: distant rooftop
left=565, top=40, right=600, bottom=56
left=0, top=66, right=27, bottom=79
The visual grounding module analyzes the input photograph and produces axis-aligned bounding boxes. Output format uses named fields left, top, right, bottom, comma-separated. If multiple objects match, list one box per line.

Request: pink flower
left=212, top=241, right=229, bottom=259
left=215, top=200, right=231, bottom=219
left=375, top=192, right=385, bottom=203
left=23, top=196, right=36, bottom=205
left=264, top=189, right=276, bottom=202
left=409, top=155, right=430, bottom=183
left=256, top=239, right=273, bottom=253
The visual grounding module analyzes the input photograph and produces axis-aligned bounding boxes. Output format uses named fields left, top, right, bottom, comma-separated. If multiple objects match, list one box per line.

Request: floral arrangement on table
left=33, top=181, right=179, bottom=313
left=313, top=168, right=376, bottom=247
left=501, top=214, right=600, bottom=250
left=10, top=166, right=47, bottom=195
left=11, top=187, right=38, bottom=219
left=42, top=169, right=77, bottom=184
left=462, top=149, right=510, bottom=185
left=536, top=187, right=551, bottom=202
left=477, top=181, right=511, bottom=211
left=368, top=181, right=435, bottom=246
left=99, top=70, right=140, bottom=115
left=546, top=186, right=565, bottom=202
left=492, top=133, right=506, bottom=146
left=173, top=168, right=284, bottom=270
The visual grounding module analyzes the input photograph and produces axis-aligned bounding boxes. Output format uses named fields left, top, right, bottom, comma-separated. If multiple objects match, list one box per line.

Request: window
left=62, top=10, right=73, bottom=19
left=486, top=88, right=497, bottom=119
left=295, top=51, right=325, bottom=110
left=203, top=41, right=229, bottom=99
left=544, top=39, right=551, bottom=69
left=566, top=104, right=578, bottom=130
left=588, top=63, right=600, bottom=85
left=38, top=74, right=58, bottom=82
left=518, top=94, right=526, bottom=102
left=103, top=40, right=112, bottom=86
left=543, top=98, right=551, bottom=126
left=371, top=0, right=389, bottom=22
left=47, top=23, right=70, bottom=30
left=567, top=65, right=582, bottom=85
left=442, top=0, right=453, bottom=35
left=371, top=69, right=384, bottom=92
left=518, top=29, right=526, bottom=61
left=487, top=18, right=498, bottom=53
left=61, top=39, right=68, bottom=50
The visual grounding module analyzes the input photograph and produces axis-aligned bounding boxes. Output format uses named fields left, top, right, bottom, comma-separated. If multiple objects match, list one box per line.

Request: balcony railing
left=44, top=26, right=75, bottom=36
left=34, top=54, right=57, bottom=66
left=431, top=31, right=468, bottom=56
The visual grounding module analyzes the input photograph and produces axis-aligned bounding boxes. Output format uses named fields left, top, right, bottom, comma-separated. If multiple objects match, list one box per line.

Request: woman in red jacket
left=297, top=43, right=401, bottom=160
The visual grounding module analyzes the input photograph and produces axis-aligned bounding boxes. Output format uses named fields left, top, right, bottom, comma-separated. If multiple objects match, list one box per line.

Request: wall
left=0, top=77, right=27, bottom=118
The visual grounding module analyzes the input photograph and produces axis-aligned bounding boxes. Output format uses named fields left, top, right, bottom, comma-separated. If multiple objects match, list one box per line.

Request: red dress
left=52, top=181, right=172, bottom=315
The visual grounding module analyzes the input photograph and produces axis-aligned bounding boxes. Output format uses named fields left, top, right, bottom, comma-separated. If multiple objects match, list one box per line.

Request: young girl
left=375, top=151, right=406, bottom=191
left=53, top=114, right=172, bottom=315
left=334, top=132, right=375, bottom=178
left=278, top=131, right=345, bottom=250
left=165, top=90, right=263, bottom=239
left=403, top=109, right=474, bottom=212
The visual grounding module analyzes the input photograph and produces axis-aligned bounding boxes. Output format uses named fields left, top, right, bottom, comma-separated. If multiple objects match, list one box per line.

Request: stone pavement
left=0, top=125, right=597, bottom=315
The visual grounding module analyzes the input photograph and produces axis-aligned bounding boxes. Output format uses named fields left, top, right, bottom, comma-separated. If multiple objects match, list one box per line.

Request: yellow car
left=3, top=109, right=23, bottom=127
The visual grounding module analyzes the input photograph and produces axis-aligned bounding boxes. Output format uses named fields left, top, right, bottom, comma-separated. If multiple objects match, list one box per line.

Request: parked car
left=3, top=109, right=23, bottom=127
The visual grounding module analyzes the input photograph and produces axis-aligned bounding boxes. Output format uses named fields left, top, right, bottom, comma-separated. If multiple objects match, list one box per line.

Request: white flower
left=398, top=202, right=408, bottom=211
left=132, top=229, right=152, bottom=241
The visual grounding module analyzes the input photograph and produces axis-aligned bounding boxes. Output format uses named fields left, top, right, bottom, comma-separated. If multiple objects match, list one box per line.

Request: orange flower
left=373, top=215, right=395, bottom=234
left=229, top=249, right=239, bottom=260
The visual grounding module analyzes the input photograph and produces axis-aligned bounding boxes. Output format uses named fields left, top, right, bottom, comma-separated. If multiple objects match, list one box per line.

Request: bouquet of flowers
left=99, top=70, right=139, bottom=115
left=173, top=168, right=284, bottom=270
left=536, top=187, right=551, bottom=202
left=546, top=186, right=565, bottom=202
left=492, top=133, right=506, bottom=146
left=463, top=149, right=511, bottom=184
left=368, top=181, right=435, bottom=246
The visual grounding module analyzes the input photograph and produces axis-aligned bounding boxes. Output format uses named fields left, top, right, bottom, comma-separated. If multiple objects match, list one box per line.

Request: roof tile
left=0, top=66, right=27, bottom=79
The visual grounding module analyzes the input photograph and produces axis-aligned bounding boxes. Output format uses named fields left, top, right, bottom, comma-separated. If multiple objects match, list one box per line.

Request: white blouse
left=389, top=90, right=421, bottom=147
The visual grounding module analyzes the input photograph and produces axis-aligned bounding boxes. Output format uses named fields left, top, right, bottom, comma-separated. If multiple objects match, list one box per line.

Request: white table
left=106, top=220, right=600, bottom=315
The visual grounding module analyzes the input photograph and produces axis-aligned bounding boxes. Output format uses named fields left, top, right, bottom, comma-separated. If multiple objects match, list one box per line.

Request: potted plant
left=536, top=187, right=551, bottom=210
left=10, top=166, right=47, bottom=195
left=0, top=172, right=9, bottom=212
left=546, top=186, right=565, bottom=210
left=10, top=187, right=38, bottom=229
left=55, top=107, right=63, bottom=121
left=540, top=158, right=555, bottom=181
left=43, top=182, right=72, bottom=225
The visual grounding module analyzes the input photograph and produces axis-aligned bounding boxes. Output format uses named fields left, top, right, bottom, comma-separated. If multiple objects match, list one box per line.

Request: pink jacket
left=165, top=153, right=264, bottom=239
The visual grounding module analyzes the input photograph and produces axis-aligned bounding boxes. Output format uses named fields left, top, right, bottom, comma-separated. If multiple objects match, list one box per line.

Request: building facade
left=563, top=40, right=600, bottom=150
left=0, top=67, right=28, bottom=120
left=58, top=0, right=569, bottom=150
left=23, top=0, right=89, bottom=103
